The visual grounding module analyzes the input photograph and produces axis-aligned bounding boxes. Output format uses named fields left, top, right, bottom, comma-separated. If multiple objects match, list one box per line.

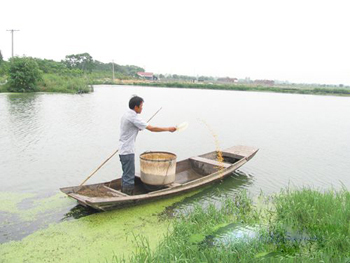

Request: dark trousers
left=119, top=154, right=135, bottom=189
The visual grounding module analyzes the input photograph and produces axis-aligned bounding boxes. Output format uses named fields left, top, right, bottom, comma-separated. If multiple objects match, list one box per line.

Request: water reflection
left=6, top=94, right=40, bottom=135
left=206, top=223, right=258, bottom=247
left=62, top=204, right=98, bottom=221
left=6, top=93, right=39, bottom=113
left=3, top=94, right=42, bottom=168
left=163, top=170, right=254, bottom=217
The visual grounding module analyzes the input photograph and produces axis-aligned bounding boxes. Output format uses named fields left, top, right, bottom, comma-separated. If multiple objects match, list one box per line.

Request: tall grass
left=117, top=188, right=350, bottom=262
left=39, top=74, right=92, bottom=93
left=272, top=188, right=350, bottom=257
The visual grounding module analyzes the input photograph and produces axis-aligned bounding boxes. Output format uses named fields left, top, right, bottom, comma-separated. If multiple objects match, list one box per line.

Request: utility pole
left=6, top=29, right=20, bottom=57
left=112, top=60, right=115, bottom=81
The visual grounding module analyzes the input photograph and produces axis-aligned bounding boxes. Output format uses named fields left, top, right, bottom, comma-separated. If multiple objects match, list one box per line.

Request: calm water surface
left=1, top=85, right=350, bottom=243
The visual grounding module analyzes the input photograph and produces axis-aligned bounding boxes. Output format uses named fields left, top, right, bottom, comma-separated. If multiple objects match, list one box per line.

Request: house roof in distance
left=137, top=72, right=154, bottom=77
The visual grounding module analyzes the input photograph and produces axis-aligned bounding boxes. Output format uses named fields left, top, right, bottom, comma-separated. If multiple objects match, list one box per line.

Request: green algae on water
left=0, top=192, right=74, bottom=222
left=0, top=190, right=201, bottom=263
left=0, top=192, right=36, bottom=214
left=20, top=193, right=74, bottom=221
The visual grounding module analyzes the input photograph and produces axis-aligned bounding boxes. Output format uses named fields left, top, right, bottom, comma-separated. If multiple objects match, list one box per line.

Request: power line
left=6, top=29, right=20, bottom=57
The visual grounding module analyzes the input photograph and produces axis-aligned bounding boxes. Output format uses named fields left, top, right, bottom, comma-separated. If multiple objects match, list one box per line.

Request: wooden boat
left=60, top=145, right=258, bottom=211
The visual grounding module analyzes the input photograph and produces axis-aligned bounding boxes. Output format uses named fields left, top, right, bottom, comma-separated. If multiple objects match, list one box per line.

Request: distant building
left=217, top=77, right=238, bottom=83
left=137, top=72, right=157, bottom=81
left=254, top=79, right=275, bottom=86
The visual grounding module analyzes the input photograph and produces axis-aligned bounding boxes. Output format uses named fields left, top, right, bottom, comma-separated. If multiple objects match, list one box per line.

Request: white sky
left=1, top=0, right=349, bottom=85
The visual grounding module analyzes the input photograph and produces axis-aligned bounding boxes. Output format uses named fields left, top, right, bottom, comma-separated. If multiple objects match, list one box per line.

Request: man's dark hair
left=129, top=96, right=144, bottom=109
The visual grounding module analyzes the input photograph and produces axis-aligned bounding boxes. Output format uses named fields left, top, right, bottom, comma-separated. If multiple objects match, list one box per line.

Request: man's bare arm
left=146, top=125, right=176, bottom=132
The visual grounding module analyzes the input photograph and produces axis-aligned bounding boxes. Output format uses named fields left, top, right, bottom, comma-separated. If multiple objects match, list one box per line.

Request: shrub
left=8, top=57, right=42, bottom=92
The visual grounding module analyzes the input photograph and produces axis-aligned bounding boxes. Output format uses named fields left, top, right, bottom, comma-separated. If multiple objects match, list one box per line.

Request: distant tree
left=0, top=50, right=5, bottom=76
left=63, top=53, right=94, bottom=73
left=34, top=58, right=67, bottom=74
left=123, top=65, right=144, bottom=77
left=88, top=59, right=145, bottom=78
left=198, top=76, right=215, bottom=82
left=8, top=57, right=42, bottom=92
left=93, top=60, right=110, bottom=71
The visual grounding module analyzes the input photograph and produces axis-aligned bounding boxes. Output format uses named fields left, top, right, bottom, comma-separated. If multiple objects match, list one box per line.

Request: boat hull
left=60, top=145, right=258, bottom=211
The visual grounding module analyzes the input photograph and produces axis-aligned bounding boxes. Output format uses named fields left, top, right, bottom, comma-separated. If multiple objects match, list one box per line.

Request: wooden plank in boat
left=166, top=182, right=181, bottom=188
left=222, top=145, right=258, bottom=159
left=68, top=193, right=89, bottom=206
left=102, top=186, right=128, bottom=197
left=189, top=156, right=231, bottom=168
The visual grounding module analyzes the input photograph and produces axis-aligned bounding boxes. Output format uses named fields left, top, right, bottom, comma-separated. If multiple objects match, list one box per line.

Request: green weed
left=117, top=188, right=350, bottom=262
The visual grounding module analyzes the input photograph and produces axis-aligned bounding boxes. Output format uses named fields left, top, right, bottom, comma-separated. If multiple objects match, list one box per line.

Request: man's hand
left=168, top=127, right=177, bottom=132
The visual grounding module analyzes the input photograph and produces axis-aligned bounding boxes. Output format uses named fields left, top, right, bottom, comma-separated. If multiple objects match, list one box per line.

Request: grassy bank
left=0, top=74, right=92, bottom=94
left=120, top=188, right=350, bottom=262
left=39, top=74, right=92, bottom=93
left=125, top=82, right=350, bottom=97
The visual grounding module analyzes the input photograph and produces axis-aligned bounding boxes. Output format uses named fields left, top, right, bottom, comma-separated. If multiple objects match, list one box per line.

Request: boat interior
left=67, top=151, right=242, bottom=197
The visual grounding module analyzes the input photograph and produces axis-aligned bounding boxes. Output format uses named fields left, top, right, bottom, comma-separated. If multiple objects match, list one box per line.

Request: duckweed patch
left=0, top=191, right=89, bottom=243
left=0, top=192, right=73, bottom=221
left=0, top=192, right=78, bottom=243
left=0, top=192, right=36, bottom=214
left=0, top=190, right=200, bottom=263
left=19, top=193, right=74, bottom=222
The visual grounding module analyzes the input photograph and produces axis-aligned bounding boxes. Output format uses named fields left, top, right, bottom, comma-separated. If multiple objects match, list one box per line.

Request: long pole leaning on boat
left=79, top=107, right=163, bottom=186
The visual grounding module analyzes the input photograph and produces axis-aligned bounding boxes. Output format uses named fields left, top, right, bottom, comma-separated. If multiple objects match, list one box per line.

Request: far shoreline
left=2, top=80, right=350, bottom=97
left=97, top=81, right=350, bottom=97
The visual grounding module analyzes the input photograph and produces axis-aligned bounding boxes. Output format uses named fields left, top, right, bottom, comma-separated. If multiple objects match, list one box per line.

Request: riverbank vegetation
left=0, top=53, right=143, bottom=94
left=119, top=187, right=350, bottom=262
left=1, top=52, right=349, bottom=96
left=128, top=81, right=350, bottom=97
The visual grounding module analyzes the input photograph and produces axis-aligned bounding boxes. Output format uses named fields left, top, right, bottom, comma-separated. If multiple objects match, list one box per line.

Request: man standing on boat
left=119, top=96, right=176, bottom=195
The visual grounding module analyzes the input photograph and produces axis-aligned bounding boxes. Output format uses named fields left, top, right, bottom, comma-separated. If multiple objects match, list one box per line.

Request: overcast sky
left=1, top=0, right=349, bottom=85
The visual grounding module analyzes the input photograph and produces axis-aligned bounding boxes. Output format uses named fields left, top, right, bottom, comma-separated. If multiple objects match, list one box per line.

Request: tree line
left=0, top=52, right=144, bottom=93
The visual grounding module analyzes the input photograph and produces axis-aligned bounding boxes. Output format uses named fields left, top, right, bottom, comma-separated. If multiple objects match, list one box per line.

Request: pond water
left=1, top=85, right=349, bottom=260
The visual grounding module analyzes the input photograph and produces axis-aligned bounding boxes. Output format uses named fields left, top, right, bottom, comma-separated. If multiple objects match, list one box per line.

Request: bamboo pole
left=79, top=107, right=162, bottom=186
